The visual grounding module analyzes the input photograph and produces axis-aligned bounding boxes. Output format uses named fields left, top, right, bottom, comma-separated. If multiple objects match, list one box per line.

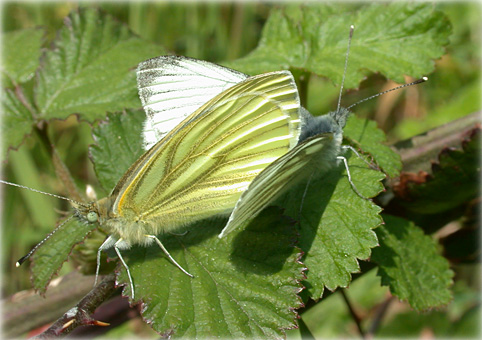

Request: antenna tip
left=350, top=24, right=355, bottom=29
left=422, top=76, right=428, bottom=81
left=16, top=254, right=28, bottom=267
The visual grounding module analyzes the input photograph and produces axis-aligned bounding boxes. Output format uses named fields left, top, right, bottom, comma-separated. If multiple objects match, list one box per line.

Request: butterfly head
left=329, top=107, right=350, bottom=130
left=298, top=107, right=349, bottom=142
left=72, top=201, right=101, bottom=225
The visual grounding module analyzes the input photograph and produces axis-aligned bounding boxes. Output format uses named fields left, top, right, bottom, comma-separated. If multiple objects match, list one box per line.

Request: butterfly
left=136, top=55, right=363, bottom=239
left=7, top=64, right=303, bottom=299
left=7, top=26, right=425, bottom=300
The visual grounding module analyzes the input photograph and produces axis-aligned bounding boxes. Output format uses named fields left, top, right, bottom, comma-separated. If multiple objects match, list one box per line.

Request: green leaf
left=344, top=115, right=402, bottom=178
left=30, top=217, right=96, bottom=294
left=281, top=158, right=383, bottom=299
left=371, top=214, right=454, bottom=311
left=116, top=208, right=304, bottom=338
left=34, top=7, right=162, bottom=121
left=1, top=88, right=35, bottom=159
left=2, top=28, right=45, bottom=86
left=90, top=110, right=146, bottom=192
left=226, top=3, right=451, bottom=88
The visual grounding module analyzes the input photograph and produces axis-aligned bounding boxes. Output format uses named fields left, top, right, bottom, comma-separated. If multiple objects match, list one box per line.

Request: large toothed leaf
left=1, top=8, right=162, bottom=157
left=226, top=3, right=451, bottom=89
left=34, top=7, right=162, bottom=121
left=371, top=215, right=454, bottom=311
left=118, top=209, right=304, bottom=338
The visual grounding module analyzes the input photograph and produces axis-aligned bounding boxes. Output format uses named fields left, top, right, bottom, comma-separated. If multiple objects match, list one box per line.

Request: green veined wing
left=219, top=133, right=339, bottom=237
left=112, top=71, right=301, bottom=231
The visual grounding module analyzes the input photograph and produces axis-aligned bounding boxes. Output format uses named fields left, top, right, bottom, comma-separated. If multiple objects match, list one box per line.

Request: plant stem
left=31, top=274, right=118, bottom=339
left=34, top=125, right=83, bottom=202
left=298, top=316, right=316, bottom=339
left=366, top=295, right=394, bottom=338
left=340, top=289, right=366, bottom=338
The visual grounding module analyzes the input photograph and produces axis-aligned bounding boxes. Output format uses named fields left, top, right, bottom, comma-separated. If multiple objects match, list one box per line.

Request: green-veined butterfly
left=6, top=68, right=302, bottom=299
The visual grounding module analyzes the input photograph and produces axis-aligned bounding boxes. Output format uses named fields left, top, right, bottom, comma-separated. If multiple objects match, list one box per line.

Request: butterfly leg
left=168, top=230, right=189, bottom=236
left=337, top=155, right=368, bottom=200
left=146, top=235, right=194, bottom=278
left=113, top=238, right=136, bottom=299
left=298, top=172, right=315, bottom=221
left=95, top=236, right=117, bottom=287
left=341, top=145, right=378, bottom=169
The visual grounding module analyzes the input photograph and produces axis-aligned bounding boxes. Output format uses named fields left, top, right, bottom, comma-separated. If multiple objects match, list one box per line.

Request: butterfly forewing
left=220, top=133, right=337, bottom=237
left=137, top=56, right=248, bottom=149
left=114, top=71, right=301, bottom=231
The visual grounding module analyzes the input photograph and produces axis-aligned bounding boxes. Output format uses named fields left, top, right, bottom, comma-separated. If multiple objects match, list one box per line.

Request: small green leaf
left=34, top=7, right=162, bottom=122
left=227, top=3, right=451, bottom=88
left=2, top=28, right=45, bottom=86
left=344, top=115, right=402, bottom=178
left=30, top=217, right=96, bottom=294
left=117, top=208, right=304, bottom=338
left=1, top=88, right=35, bottom=158
left=90, top=110, right=146, bottom=192
left=371, top=214, right=454, bottom=311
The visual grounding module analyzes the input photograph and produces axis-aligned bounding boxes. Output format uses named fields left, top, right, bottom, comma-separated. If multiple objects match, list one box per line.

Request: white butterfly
left=136, top=53, right=423, bottom=240
left=135, top=55, right=354, bottom=238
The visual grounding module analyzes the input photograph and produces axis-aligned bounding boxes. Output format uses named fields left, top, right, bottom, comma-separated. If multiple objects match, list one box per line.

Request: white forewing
left=137, top=56, right=248, bottom=149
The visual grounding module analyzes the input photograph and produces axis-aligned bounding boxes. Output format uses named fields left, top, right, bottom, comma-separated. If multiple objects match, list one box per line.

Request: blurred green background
left=1, top=2, right=480, bottom=338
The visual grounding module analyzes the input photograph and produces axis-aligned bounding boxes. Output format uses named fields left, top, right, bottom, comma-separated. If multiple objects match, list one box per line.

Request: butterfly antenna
left=0, top=179, right=87, bottom=207
left=347, top=77, right=428, bottom=110
left=16, top=215, right=74, bottom=267
left=337, top=25, right=355, bottom=112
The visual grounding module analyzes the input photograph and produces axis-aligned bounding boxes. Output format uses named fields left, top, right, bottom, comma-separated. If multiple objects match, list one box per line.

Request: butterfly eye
left=86, top=211, right=98, bottom=223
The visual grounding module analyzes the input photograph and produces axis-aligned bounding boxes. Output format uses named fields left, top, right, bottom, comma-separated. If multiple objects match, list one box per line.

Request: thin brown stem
left=33, top=125, right=84, bottom=202
left=31, top=274, right=118, bottom=339
left=340, top=289, right=366, bottom=338
left=366, top=295, right=394, bottom=339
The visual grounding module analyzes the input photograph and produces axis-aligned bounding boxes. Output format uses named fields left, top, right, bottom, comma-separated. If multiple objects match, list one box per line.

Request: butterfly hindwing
left=219, top=133, right=339, bottom=237
left=114, top=71, right=301, bottom=232
left=137, top=56, right=248, bottom=150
